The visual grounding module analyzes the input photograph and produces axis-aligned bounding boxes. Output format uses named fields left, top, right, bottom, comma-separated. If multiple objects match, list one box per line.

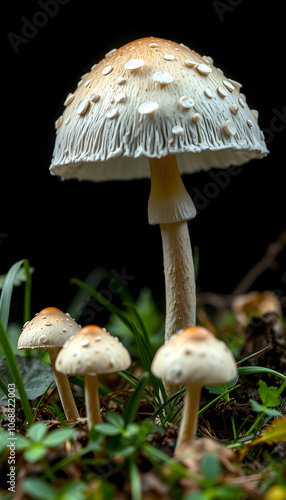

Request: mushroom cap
left=55, top=325, right=132, bottom=376
left=151, top=326, right=237, bottom=386
left=50, top=37, right=268, bottom=182
left=17, top=307, right=81, bottom=350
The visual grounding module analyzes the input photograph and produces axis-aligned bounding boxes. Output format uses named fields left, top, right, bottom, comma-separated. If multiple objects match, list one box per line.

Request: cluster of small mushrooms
left=18, top=36, right=268, bottom=449
left=17, top=307, right=237, bottom=452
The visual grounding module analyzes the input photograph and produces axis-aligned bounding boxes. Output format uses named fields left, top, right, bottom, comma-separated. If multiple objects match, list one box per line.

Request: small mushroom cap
left=55, top=325, right=132, bottom=376
left=17, top=307, right=81, bottom=350
left=151, top=326, right=237, bottom=386
left=50, top=37, right=268, bottom=182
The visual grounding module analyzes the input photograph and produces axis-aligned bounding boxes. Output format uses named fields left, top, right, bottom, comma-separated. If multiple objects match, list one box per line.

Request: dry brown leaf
left=175, top=437, right=262, bottom=499
left=232, top=290, right=282, bottom=328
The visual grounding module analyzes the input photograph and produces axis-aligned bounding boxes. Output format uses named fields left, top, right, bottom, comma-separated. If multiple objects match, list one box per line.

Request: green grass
left=0, top=259, right=286, bottom=500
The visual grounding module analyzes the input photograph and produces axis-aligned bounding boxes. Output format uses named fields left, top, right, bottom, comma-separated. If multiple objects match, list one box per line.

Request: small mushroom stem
left=148, top=156, right=196, bottom=397
left=84, top=374, right=102, bottom=429
left=175, top=382, right=202, bottom=454
left=49, top=348, right=80, bottom=421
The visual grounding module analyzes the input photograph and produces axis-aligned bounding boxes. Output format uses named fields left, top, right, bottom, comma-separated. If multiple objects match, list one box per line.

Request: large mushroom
left=49, top=37, right=268, bottom=396
left=17, top=307, right=80, bottom=421
left=55, top=325, right=131, bottom=429
left=151, top=326, right=237, bottom=453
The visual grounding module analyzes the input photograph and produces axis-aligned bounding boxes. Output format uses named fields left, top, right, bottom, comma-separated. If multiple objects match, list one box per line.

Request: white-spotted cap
left=151, top=326, right=237, bottom=386
left=55, top=325, right=132, bottom=376
left=17, top=307, right=81, bottom=350
left=50, top=37, right=268, bottom=182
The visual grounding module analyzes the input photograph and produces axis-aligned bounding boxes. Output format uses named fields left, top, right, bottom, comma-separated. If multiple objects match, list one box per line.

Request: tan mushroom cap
left=55, top=325, right=132, bottom=376
left=50, top=36, right=268, bottom=182
left=17, top=307, right=81, bottom=350
left=151, top=326, right=237, bottom=386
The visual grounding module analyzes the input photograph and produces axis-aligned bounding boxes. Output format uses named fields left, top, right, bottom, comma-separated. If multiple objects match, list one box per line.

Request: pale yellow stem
left=148, top=156, right=197, bottom=397
left=175, top=383, right=201, bottom=454
left=49, top=348, right=80, bottom=421
left=84, top=374, right=101, bottom=430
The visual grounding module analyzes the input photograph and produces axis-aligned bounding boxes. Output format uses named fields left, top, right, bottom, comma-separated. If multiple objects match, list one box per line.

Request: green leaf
left=22, top=477, right=56, bottom=500
left=105, top=411, right=125, bottom=429
left=14, top=433, right=30, bottom=451
left=0, top=355, right=55, bottom=404
left=114, top=444, right=137, bottom=458
left=206, top=376, right=239, bottom=395
left=263, top=408, right=283, bottom=418
left=201, top=453, right=221, bottom=482
left=24, top=443, right=47, bottom=463
left=124, top=423, right=140, bottom=439
left=28, top=422, right=47, bottom=442
left=249, top=399, right=282, bottom=418
left=59, top=481, right=86, bottom=500
left=250, top=399, right=265, bottom=413
left=258, top=380, right=281, bottom=408
left=95, top=423, right=121, bottom=436
left=184, top=492, right=208, bottom=500
left=43, top=427, right=75, bottom=447
left=213, top=484, right=244, bottom=499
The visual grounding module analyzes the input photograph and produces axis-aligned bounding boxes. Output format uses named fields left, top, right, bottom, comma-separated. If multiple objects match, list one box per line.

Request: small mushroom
left=17, top=307, right=81, bottom=421
left=55, top=325, right=131, bottom=429
left=151, top=326, right=237, bottom=453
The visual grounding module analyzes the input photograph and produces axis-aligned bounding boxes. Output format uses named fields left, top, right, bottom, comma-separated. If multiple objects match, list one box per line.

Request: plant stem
left=245, top=412, right=265, bottom=437
left=224, top=389, right=237, bottom=441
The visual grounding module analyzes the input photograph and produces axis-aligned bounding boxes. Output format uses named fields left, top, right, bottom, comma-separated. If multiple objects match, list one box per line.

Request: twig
left=199, top=230, right=286, bottom=309
left=232, top=230, right=286, bottom=296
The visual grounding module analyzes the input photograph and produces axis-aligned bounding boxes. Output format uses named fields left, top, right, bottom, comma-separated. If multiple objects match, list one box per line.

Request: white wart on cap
left=50, top=37, right=268, bottom=182
left=151, top=326, right=237, bottom=386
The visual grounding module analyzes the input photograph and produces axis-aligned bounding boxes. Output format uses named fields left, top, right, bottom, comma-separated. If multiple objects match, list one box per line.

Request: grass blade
left=23, top=260, right=32, bottom=324
left=128, top=459, right=141, bottom=500
left=0, top=259, right=26, bottom=331
left=0, top=319, right=33, bottom=425
left=123, top=372, right=149, bottom=425
left=71, top=278, right=134, bottom=333
left=238, top=366, right=286, bottom=381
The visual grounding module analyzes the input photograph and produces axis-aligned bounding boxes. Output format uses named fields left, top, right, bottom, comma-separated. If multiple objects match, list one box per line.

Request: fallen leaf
left=240, top=417, right=286, bottom=459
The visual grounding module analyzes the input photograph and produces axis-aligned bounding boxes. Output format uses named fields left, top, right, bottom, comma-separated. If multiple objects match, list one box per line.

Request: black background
left=3, top=0, right=286, bottom=324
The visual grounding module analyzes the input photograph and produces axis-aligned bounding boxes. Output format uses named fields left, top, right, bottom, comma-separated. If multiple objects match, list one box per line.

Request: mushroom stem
left=84, top=374, right=102, bottom=429
left=49, top=348, right=80, bottom=421
left=175, top=382, right=201, bottom=454
left=148, top=156, right=196, bottom=397
left=160, top=221, right=196, bottom=336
